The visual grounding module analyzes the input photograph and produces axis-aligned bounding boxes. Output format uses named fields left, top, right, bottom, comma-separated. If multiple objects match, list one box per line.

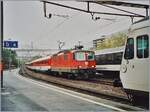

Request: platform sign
left=4, top=41, right=18, bottom=48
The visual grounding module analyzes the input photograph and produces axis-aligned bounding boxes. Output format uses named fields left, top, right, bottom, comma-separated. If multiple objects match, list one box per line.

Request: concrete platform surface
left=1, top=69, right=144, bottom=111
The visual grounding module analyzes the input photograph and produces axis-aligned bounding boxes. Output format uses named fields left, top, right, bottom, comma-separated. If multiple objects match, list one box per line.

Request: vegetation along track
left=19, top=66, right=148, bottom=109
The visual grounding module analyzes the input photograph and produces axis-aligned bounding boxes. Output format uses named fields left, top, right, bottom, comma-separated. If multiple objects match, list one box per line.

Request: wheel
left=127, top=94, right=135, bottom=104
left=53, top=72, right=59, bottom=76
left=127, top=94, right=140, bottom=105
left=71, top=74, right=76, bottom=80
left=67, top=74, right=72, bottom=79
left=83, top=73, right=89, bottom=80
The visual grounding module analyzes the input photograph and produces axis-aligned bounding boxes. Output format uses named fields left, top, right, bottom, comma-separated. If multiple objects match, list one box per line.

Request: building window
left=137, top=35, right=149, bottom=58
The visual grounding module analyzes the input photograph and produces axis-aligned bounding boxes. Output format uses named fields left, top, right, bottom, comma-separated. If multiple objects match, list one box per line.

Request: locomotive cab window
left=124, top=38, right=134, bottom=59
left=87, top=52, right=94, bottom=60
left=74, top=52, right=86, bottom=61
left=137, top=35, right=149, bottom=58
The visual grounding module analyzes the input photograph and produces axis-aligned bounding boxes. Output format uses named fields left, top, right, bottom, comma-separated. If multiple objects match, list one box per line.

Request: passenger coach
left=95, top=46, right=124, bottom=78
left=26, top=56, right=51, bottom=72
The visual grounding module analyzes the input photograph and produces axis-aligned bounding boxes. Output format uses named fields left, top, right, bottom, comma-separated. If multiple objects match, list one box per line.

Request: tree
left=95, top=32, right=127, bottom=50
left=2, top=49, right=18, bottom=69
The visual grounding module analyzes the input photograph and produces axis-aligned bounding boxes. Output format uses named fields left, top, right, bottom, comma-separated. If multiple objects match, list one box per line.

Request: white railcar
left=95, top=47, right=124, bottom=79
left=120, top=17, right=149, bottom=103
left=95, top=46, right=124, bottom=71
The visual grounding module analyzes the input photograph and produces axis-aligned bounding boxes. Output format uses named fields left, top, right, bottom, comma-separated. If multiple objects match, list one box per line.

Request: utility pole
left=1, top=1, right=4, bottom=88
left=8, top=50, right=12, bottom=71
left=8, top=38, right=12, bottom=71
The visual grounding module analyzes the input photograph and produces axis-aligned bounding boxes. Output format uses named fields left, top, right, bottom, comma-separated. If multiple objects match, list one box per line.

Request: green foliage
left=2, top=49, right=18, bottom=69
left=95, top=32, right=127, bottom=50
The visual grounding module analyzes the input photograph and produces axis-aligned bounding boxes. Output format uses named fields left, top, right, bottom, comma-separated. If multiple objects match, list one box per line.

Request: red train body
left=51, top=50, right=96, bottom=78
left=26, top=49, right=96, bottom=79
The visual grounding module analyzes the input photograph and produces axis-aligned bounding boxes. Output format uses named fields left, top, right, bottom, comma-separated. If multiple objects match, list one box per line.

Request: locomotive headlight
left=85, top=62, right=88, bottom=65
left=92, top=65, right=94, bottom=68
left=78, top=66, right=82, bottom=68
left=79, top=66, right=82, bottom=68
left=121, top=64, right=127, bottom=73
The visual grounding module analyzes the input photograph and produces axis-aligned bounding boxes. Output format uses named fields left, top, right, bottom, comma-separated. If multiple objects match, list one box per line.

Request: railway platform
left=1, top=69, right=146, bottom=111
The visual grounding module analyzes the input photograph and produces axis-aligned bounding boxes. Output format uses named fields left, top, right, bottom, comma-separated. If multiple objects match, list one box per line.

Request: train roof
left=71, top=49, right=94, bottom=53
left=129, top=17, right=150, bottom=32
left=53, top=49, right=94, bottom=56
left=27, top=55, right=51, bottom=64
left=95, top=46, right=124, bottom=55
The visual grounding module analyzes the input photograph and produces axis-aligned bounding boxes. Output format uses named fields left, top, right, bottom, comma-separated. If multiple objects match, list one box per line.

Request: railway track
left=86, top=78, right=114, bottom=86
left=19, top=66, right=148, bottom=110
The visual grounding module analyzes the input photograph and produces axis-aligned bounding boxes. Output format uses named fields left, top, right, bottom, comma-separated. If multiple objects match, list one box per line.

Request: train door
left=135, top=34, right=149, bottom=91
left=120, top=19, right=150, bottom=97
left=121, top=37, right=135, bottom=87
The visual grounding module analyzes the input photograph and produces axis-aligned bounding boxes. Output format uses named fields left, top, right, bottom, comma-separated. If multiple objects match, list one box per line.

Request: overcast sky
left=4, top=1, right=149, bottom=50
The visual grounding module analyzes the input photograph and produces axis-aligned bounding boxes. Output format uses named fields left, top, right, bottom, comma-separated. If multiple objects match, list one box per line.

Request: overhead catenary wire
left=81, top=16, right=130, bottom=39
left=38, top=1, right=146, bottom=50
left=42, top=1, right=146, bottom=18
left=38, top=12, right=80, bottom=43
left=80, top=16, right=132, bottom=49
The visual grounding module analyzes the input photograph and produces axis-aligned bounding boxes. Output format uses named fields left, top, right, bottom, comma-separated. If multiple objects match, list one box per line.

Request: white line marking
left=15, top=73, right=126, bottom=112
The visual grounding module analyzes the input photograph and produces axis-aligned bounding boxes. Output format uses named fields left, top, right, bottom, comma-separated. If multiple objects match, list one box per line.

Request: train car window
left=107, top=54, right=113, bottom=63
left=114, top=52, right=123, bottom=64
left=95, top=52, right=123, bottom=65
left=75, top=52, right=86, bottom=61
left=73, top=53, right=75, bottom=60
left=137, top=35, right=149, bottom=58
left=87, top=52, right=94, bottom=60
left=124, top=38, right=134, bottom=59
left=95, top=55, right=105, bottom=65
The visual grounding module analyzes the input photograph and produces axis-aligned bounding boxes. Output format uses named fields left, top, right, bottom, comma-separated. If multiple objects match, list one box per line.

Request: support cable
left=42, top=1, right=145, bottom=17
left=96, top=3, right=145, bottom=18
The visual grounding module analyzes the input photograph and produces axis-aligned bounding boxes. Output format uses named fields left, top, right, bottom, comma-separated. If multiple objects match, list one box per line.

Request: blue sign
left=4, top=41, right=18, bottom=48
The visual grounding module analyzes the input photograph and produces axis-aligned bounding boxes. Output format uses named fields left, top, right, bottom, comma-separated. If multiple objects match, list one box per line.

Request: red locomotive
left=26, top=49, right=96, bottom=79
left=51, top=49, right=96, bottom=79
